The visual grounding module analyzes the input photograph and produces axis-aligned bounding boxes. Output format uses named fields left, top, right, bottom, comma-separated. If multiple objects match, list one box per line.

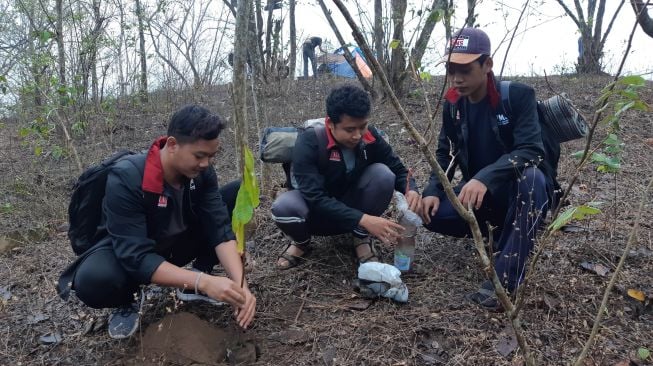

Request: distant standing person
left=303, top=36, right=325, bottom=78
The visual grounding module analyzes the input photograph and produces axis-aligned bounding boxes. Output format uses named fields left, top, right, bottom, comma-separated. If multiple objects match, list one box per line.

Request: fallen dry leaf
left=267, top=329, right=310, bottom=345
left=496, top=326, right=518, bottom=358
left=628, top=289, right=646, bottom=302
left=580, top=261, right=610, bottom=277
left=645, top=137, right=653, bottom=147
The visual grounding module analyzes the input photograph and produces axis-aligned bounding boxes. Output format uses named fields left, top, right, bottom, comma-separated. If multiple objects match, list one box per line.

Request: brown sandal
left=353, top=237, right=379, bottom=264
left=277, top=243, right=311, bottom=270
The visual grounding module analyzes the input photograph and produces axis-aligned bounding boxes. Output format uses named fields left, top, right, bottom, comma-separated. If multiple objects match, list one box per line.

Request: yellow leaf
left=627, top=289, right=645, bottom=302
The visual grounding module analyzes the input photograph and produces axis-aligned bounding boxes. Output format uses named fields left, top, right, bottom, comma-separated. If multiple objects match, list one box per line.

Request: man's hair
left=477, top=54, right=490, bottom=66
left=326, top=85, right=371, bottom=124
left=167, top=105, right=225, bottom=144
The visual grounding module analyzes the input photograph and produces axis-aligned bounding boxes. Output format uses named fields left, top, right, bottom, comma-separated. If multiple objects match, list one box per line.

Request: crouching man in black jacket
left=58, top=105, right=256, bottom=339
left=272, top=85, right=422, bottom=269
left=421, top=28, right=552, bottom=311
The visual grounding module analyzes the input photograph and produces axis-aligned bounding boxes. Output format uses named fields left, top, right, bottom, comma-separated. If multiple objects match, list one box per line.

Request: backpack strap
left=499, top=80, right=513, bottom=118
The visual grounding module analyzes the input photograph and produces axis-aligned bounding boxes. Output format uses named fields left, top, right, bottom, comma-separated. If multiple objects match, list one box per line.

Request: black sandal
left=466, top=280, right=504, bottom=312
left=353, top=237, right=379, bottom=264
left=277, top=243, right=311, bottom=270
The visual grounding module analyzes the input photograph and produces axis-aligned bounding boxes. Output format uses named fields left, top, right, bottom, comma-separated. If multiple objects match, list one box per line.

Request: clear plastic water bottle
left=394, top=214, right=416, bottom=273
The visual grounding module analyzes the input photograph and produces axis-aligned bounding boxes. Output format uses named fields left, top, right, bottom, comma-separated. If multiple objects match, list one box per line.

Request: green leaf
left=603, top=133, right=619, bottom=146
left=389, top=39, right=401, bottom=49
left=232, top=146, right=260, bottom=254
left=0, top=202, right=12, bottom=214
left=632, top=100, right=650, bottom=112
left=420, top=71, right=432, bottom=82
left=39, top=30, right=52, bottom=43
left=570, top=150, right=585, bottom=159
left=638, top=347, right=651, bottom=360
left=549, top=203, right=602, bottom=232
left=590, top=152, right=609, bottom=164
left=52, top=145, right=63, bottom=159
left=427, top=8, right=444, bottom=23
left=614, top=100, right=635, bottom=118
left=34, top=145, right=43, bottom=156
left=18, top=127, right=31, bottom=138
left=618, top=75, right=645, bottom=87
left=597, top=156, right=621, bottom=172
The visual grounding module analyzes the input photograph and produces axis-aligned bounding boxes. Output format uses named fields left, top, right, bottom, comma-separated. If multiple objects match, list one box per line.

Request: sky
left=286, top=0, right=652, bottom=79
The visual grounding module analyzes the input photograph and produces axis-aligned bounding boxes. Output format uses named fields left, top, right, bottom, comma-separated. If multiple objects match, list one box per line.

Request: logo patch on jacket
left=329, top=150, right=341, bottom=161
left=157, top=195, right=168, bottom=208
left=496, top=114, right=510, bottom=126
left=189, top=179, right=196, bottom=191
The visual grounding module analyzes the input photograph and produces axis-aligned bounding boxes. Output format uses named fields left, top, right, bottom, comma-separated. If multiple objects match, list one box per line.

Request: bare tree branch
left=631, top=0, right=653, bottom=37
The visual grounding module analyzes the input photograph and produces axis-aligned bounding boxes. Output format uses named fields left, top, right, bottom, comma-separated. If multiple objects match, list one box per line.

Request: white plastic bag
left=358, top=262, right=409, bottom=303
left=394, top=191, right=423, bottom=226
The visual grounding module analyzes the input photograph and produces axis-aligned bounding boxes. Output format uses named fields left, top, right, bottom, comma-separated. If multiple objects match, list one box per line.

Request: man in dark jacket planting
left=272, top=85, right=422, bottom=269
left=421, top=28, right=552, bottom=311
left=58, top=105, right=256, bottom=338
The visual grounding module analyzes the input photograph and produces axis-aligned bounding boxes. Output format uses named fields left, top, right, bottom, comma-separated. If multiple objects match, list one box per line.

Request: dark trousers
left=302, top=44, right=317, bottom=78
left=72, top=180, right=240, bottom=308
left=424, top=167, right=549, bottom=291
left=271, top=163, right=395, bottom=244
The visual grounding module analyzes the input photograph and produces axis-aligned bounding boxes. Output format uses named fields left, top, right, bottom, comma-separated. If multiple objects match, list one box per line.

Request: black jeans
left=423, top=167, right=549, bottom=291
left=302, top=43, right=317, bottom=78
left=71, top=180, right=240, bottom=308
left=271, top=163, right=395, bottom=244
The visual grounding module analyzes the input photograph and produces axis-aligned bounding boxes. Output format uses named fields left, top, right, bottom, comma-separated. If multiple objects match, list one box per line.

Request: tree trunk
left=631, top=0, right=653, bottom=37
left=577, top=33, right=603, bottom=73
left=556, top=0, right=625, bottom=74
left=135, top=0, right=148, bottom=102
left=271, top=19, right=281, bottom=75
left=265, top=0, right=274, bottom=72
left=289, top=0, right=296, bottom=78
left=410, top=0, right=440, bottom=69
left=254, top=0, right=266, bottom=77
left=465, top=0, right=477, bottom=27
left=55, top=0, right=66, bottom=105
left=233, top=0, right=251, bottom=174
left=317, top=0, right=376, bottom=98
left=389, top=0, right=407, bottom=97
left=117, top=0, right=127, bottom=97
left=441, top=0, right=453, bottom=41
left=374, top=0, right=384, bottom=66
left=91, top=0, right=101, bottom=109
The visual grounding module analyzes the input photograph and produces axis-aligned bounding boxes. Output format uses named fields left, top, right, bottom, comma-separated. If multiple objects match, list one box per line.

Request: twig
left=498, top=0, right=530, bottom=80
left=573, top=178, right=652, bottom=366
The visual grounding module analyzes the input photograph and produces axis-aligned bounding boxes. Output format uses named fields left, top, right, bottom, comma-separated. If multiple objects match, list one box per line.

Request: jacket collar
left=324, top=117, right=376, bottom=149
left=142, top=136, right=167, bottom=194
left=444, top=73, right=500, bottom=109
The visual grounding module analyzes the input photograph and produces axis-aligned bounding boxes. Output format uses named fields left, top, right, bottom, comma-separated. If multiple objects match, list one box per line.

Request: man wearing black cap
left=420, top=28, right=553, bottom=311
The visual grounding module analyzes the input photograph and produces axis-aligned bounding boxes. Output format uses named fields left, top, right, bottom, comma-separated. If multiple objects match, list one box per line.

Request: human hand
left=359, top=214, right=404, bottom=245
left=198, top=275, right=246, bottom=308
left=234, top=286, right=256, bottom=329
left=405, top=190, right=423, bottom=215
left=458, top=179, right=487, bottom=210
left=421, top=196, right=440, bottom=225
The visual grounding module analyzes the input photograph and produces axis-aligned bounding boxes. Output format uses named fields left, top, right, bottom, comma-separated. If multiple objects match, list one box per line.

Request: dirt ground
left=0, top=75, right=651, bottom=366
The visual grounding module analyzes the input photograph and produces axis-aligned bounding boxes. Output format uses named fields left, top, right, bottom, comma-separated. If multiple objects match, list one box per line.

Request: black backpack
left=67, top=150, right=136, bottom=255
left=496, top=81, right=583, bottom=207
